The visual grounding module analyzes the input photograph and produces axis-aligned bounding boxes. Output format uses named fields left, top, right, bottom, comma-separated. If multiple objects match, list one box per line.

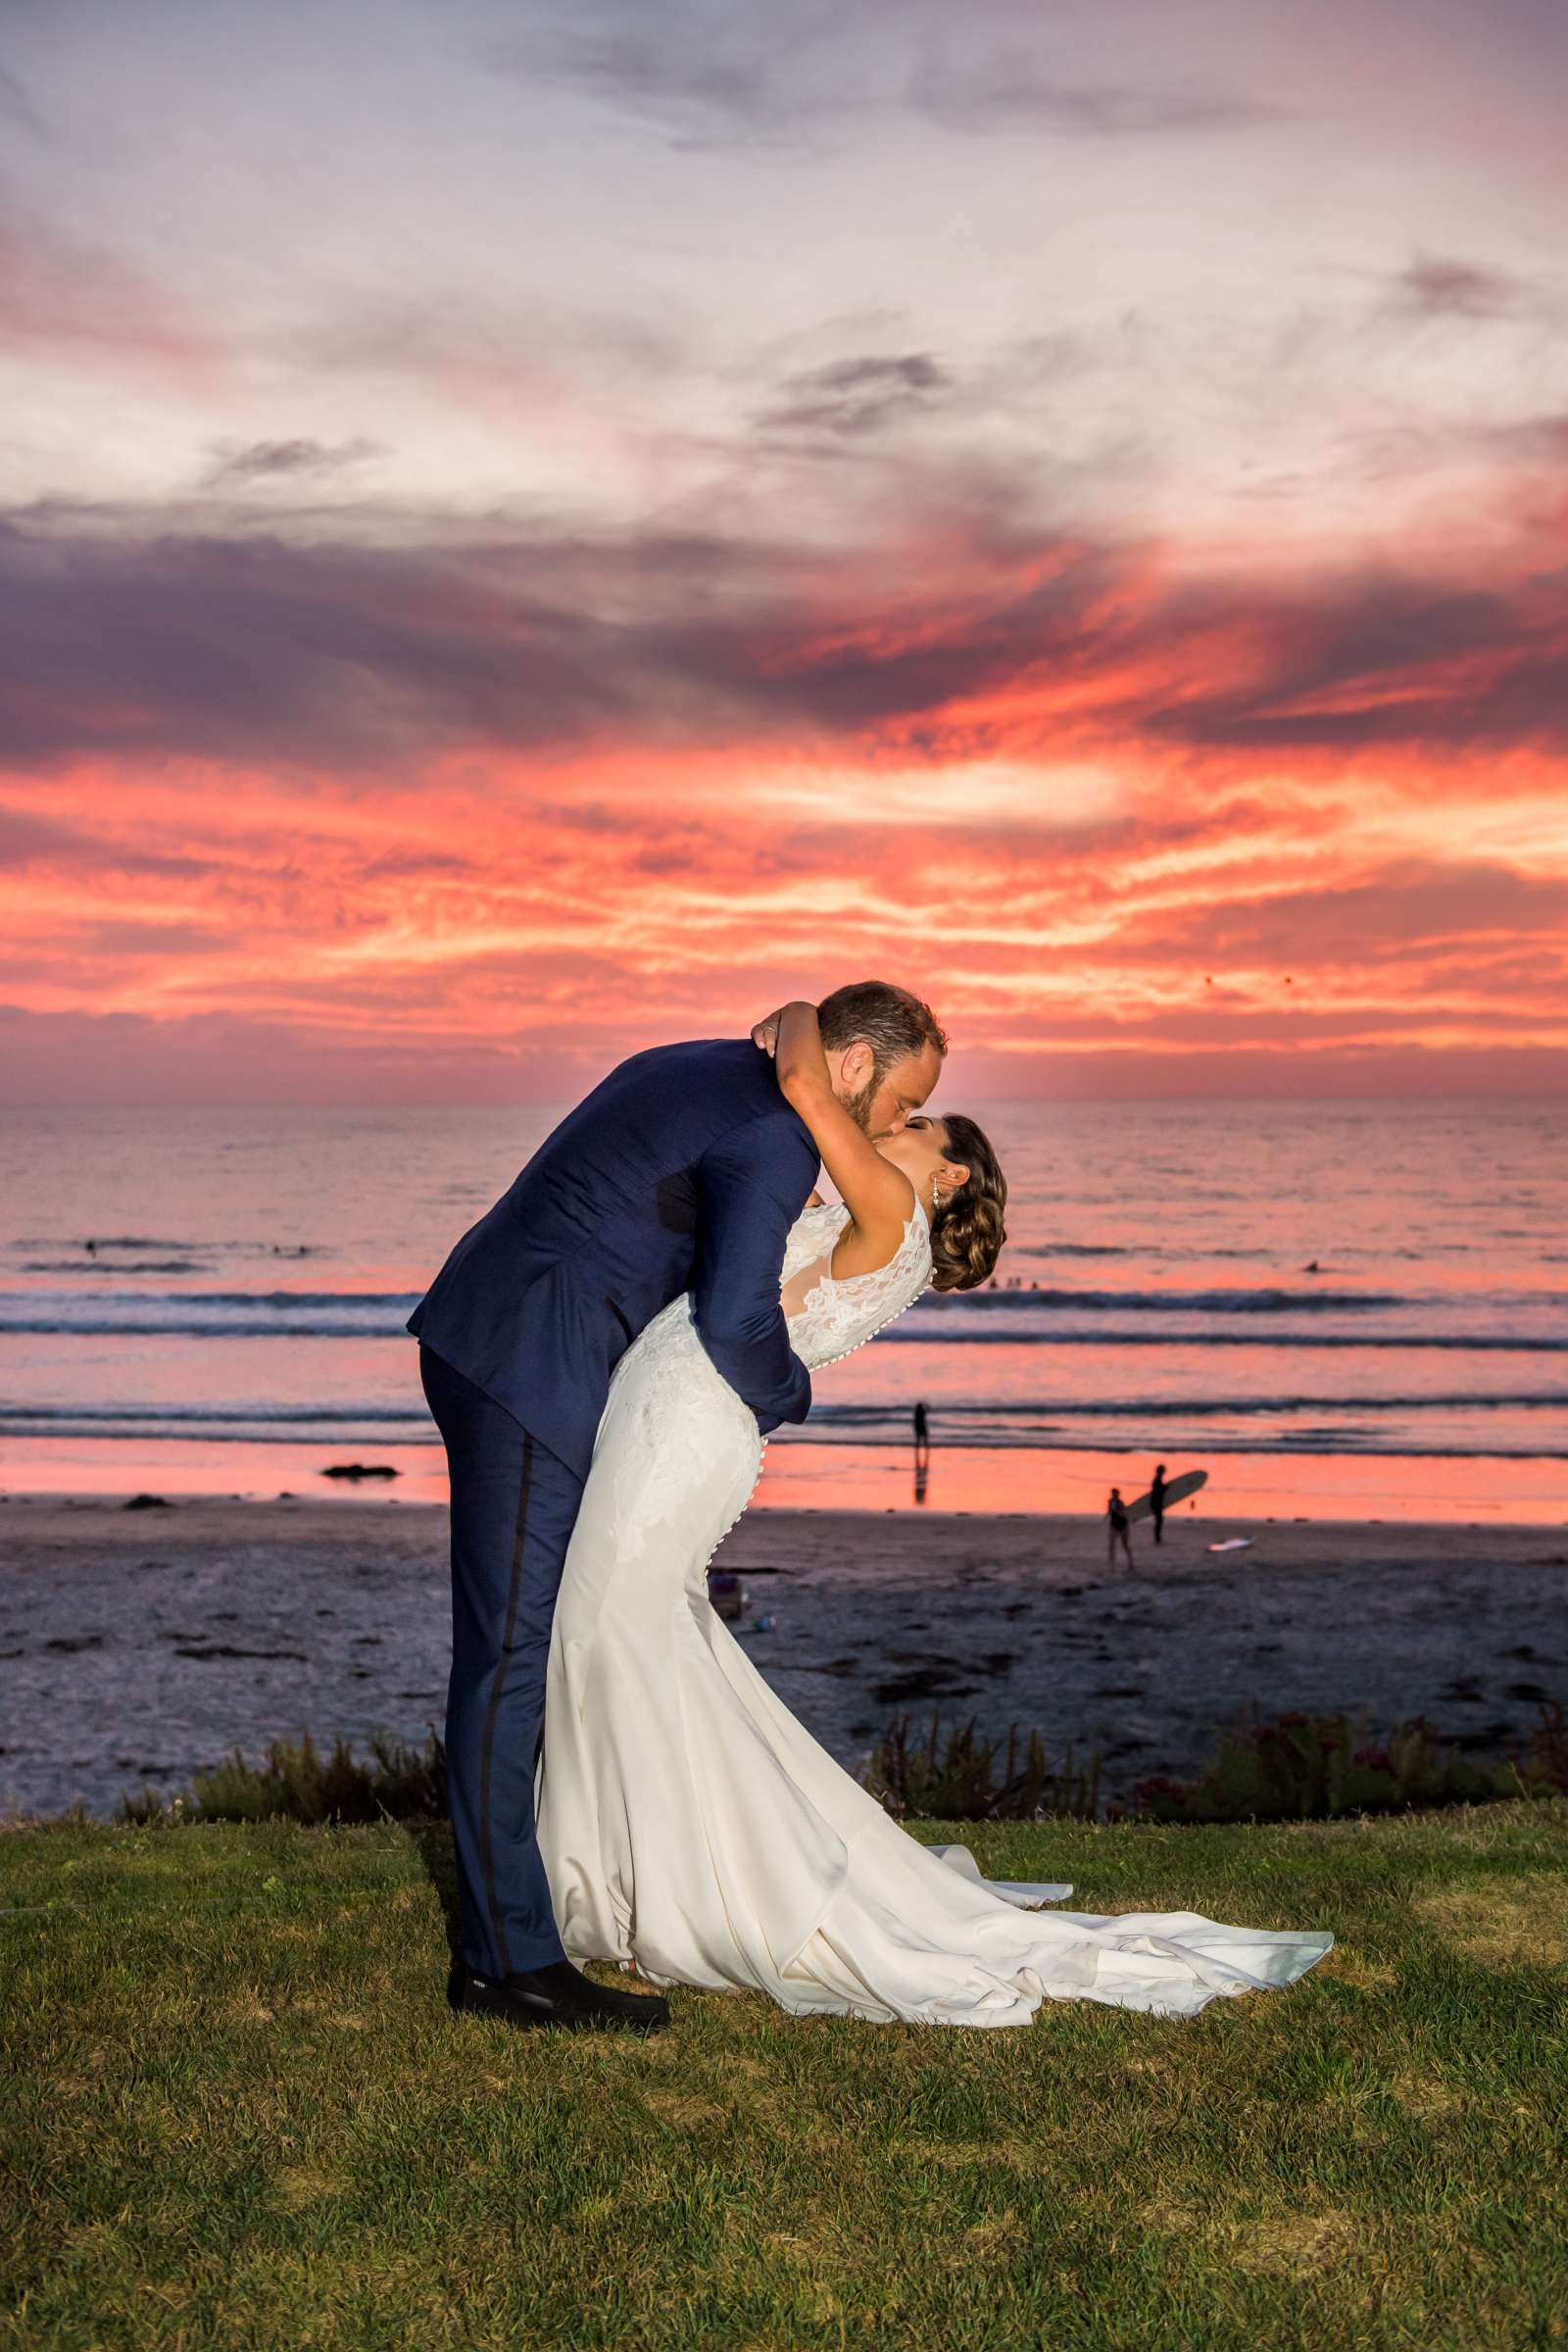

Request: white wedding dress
left=535, top=1199, right=1332, bottom=2026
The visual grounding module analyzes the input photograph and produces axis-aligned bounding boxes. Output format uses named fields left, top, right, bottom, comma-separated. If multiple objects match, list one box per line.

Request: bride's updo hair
left=929, top=1113, right=1007, bottom=1293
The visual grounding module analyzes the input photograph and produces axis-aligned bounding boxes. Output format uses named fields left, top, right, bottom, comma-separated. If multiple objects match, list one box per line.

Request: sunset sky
left=3, top=0, right=1566, bottom=1103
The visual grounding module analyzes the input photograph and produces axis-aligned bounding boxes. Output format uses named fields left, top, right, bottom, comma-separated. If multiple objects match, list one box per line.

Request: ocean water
left=1, top=1100, right=1564, bottom=1518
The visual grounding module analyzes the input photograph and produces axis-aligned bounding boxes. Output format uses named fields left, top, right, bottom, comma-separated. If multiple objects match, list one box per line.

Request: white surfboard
left=1124, top=1468, right=1206, bottom=1525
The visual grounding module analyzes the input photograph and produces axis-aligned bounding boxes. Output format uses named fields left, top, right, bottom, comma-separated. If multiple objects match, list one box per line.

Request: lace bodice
left=598, top=1193, right=931, bottom=1559
left=780, top=1197, right=932, bottom=1369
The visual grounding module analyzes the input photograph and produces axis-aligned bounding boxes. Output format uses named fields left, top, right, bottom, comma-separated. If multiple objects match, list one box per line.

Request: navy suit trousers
left=419, top=1343, right=580, bottom=1977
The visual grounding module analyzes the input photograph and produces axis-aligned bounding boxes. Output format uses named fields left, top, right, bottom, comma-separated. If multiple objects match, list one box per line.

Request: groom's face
left=837, top=1041, right=943, bottom=1139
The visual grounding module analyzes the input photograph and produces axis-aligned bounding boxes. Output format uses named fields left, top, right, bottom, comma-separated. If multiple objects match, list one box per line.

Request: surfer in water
left=1106, top=1486, right=1134, bottom=1573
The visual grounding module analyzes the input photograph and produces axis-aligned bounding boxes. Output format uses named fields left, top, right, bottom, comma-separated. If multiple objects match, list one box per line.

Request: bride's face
left=877, top=1114, right=970, bottom=1206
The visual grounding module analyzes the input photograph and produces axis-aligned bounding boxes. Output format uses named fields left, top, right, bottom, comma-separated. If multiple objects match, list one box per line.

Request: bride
left=534, top=1003, right=1332, bottom=2027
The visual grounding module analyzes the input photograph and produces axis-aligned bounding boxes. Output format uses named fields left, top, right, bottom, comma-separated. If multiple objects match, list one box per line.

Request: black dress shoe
left=448, top=1954, right=669, bottom=2034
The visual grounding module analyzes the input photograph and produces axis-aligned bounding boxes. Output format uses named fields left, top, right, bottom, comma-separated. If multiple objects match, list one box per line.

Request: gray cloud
left=358, top=847, right=480, bottom=879
left=1474, top=410, right=1568, bottom=463
left=0, top=800, right=216, bottom=877
left=0, top=509, right=762, bottom=774
left=0, top=63, right=54, bottom=147
left=1095, top=860, right=1568, bottom=970
left=476, top=6, right=1273, bottom=154
left=297, top=288, right=679, bottom=387
left=758, top=352, right=953, bottom=440
left=1387, top=252, right=1533, bottom=321
left=201, top=437, right=382, bottom=488
left=1144, top=566, right=1568, bottom=754
left=906, top=53, right=1275, bottom=138
left=79, top=917, right=230, bottom=956
left=475, top=21, right=844, bottom=154
left=3, top=489, right=1565, bottom=778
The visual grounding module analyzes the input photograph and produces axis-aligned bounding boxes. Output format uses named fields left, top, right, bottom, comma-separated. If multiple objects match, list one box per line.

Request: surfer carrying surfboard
left=1105, top=1466, right=1208, bottom=1572
left=1123, top=1466, right=1208, bottom=1546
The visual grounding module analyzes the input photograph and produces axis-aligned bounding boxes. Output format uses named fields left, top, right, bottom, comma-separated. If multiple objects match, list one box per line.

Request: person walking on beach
left=1150, top=1463, right=1167, bottom=1545
left=1106, top=1486, right=1134, bottom=1572
left=912, top=1399, right=931, bottom=1502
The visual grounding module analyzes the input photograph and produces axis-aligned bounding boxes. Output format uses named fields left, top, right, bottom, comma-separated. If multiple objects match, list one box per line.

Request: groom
left=411, top=981, right=947, bottom=2034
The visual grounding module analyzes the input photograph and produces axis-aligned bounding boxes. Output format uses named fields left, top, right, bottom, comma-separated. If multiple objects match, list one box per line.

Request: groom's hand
left=751, top=1007, right=786, bottom=1057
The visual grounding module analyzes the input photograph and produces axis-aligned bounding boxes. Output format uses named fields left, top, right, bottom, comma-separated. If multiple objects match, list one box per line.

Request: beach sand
left=2, top=1495, right=1563, bottom=1820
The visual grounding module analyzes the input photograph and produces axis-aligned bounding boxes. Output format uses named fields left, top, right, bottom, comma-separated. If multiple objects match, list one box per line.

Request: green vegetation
left=1132, top=1701, right=1568, bottom=1825
left=865, top=1713, right=1101, bottom=1822
left=119, top=1730, right=447, bottom=1829
left=5, top=1802, right=1566, bottom=2349
left=116, top=1701, right=1568, bottom=1838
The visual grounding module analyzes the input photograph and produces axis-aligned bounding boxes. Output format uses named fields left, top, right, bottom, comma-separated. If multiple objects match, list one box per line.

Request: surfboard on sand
left=1125, top=1469, right=1206, bottom=1525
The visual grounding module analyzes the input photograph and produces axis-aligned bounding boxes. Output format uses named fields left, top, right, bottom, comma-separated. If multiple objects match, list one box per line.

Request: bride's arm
left=760, top=1002, right=915, bottom=1255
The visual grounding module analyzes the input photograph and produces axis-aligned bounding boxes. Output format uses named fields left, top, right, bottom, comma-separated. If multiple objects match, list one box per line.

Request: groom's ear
left=835, top=1040, right=874, bottom=1093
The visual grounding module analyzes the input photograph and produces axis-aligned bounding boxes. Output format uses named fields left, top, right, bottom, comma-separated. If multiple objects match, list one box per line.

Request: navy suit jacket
left=407, top=1040, right=819, bottom=1481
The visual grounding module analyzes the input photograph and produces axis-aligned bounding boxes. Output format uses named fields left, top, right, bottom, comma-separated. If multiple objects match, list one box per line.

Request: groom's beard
left=842, top=1074, right=880, bottom=1135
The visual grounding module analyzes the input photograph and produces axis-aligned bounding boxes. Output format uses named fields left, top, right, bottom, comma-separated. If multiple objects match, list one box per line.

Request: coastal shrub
left=1518, top=1697, right=1568, bottom=1792
left=120, top=1730, right=447, bottom=1826
left=113, top=1703, right=1567, bottom=1832
left=1127, top=1701, right=1568, bottom=1825
left=862, top=1713, right=1101, bottom=1822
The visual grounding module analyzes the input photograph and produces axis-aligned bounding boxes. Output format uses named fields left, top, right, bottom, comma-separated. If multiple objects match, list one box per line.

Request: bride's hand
left=751, top=1008, right=786, bottom=1057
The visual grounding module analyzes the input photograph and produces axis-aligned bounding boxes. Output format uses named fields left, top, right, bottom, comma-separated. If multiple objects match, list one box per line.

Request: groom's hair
left=817, top=981, right=948, bottom=1084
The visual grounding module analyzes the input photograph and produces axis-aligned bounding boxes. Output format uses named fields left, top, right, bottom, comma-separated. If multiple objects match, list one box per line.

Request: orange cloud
left=2, top=487, right=1564, bottom=1102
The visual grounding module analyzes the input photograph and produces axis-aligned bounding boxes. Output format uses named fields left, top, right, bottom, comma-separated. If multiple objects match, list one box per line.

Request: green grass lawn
left=3, top=1803, right=1566, bottom=2352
